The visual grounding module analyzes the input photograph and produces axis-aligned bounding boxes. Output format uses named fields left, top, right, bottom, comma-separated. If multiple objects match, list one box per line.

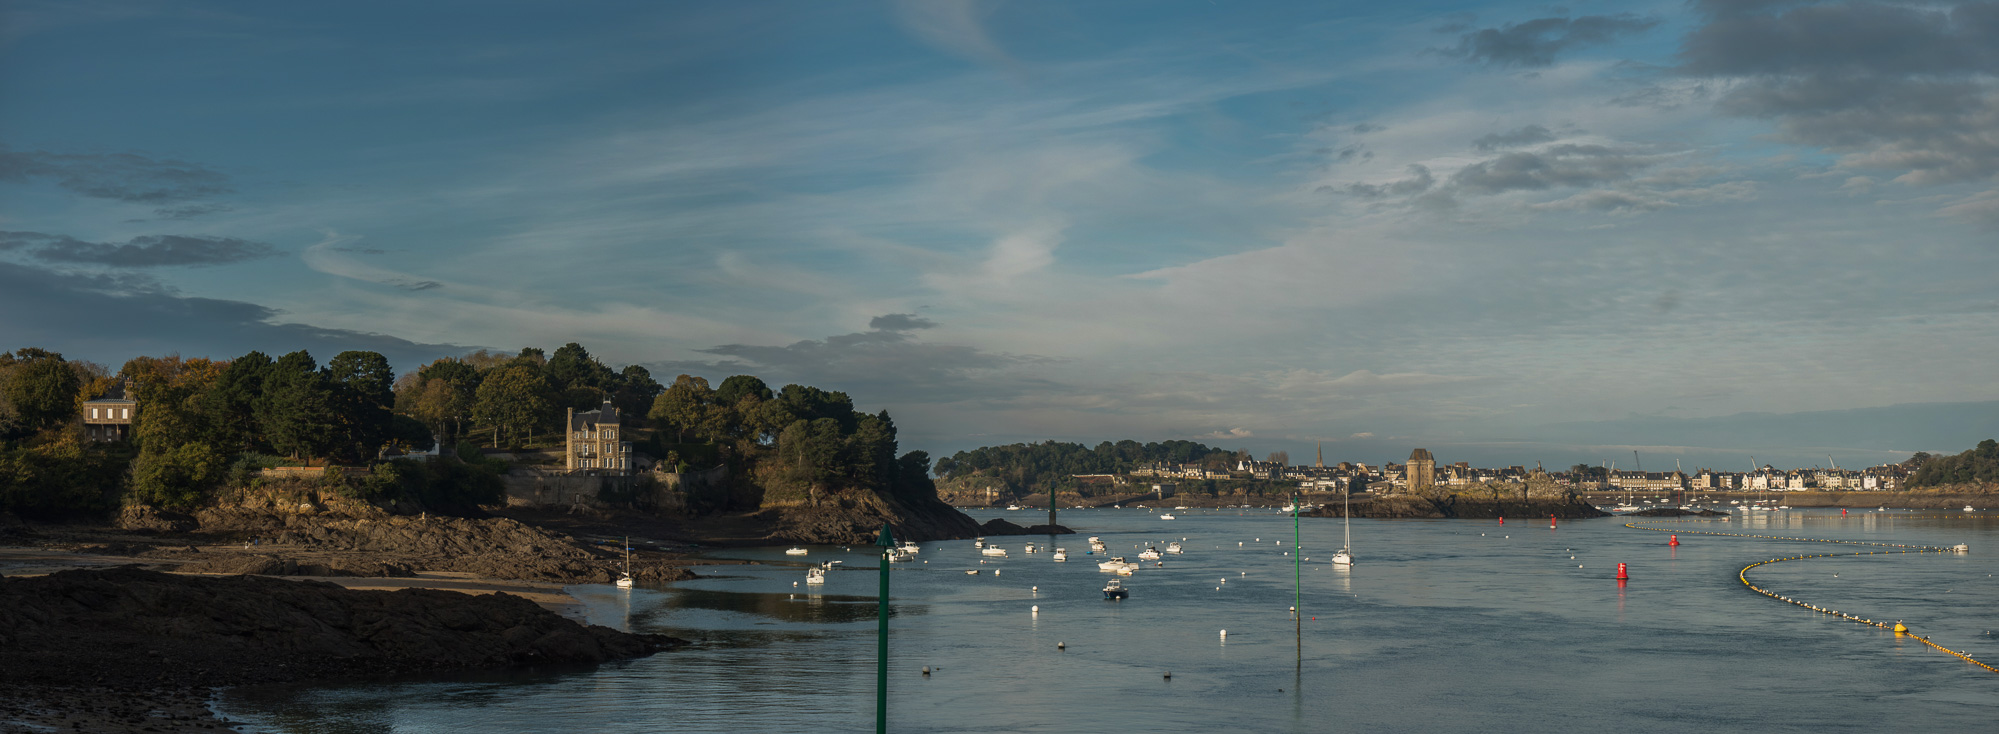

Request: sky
left=3, top=0, right=1997, bottom=471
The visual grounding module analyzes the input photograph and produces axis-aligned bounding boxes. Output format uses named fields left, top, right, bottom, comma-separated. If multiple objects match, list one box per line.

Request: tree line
left=932, top=439, right=1246, bottom=496
left=1, top=342, right=941, bottom=517
left=1906, top=439, right=1999, bottom=488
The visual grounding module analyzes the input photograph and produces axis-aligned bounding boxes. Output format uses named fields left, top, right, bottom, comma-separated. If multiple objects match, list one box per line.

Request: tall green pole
left=1293, top=493, right=1301, bottom=613
left=876, top=524, right=894, bottom=734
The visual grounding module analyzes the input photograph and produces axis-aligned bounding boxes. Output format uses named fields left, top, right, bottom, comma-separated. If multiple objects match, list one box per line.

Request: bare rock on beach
left=0, top=566, right=682, bottom=690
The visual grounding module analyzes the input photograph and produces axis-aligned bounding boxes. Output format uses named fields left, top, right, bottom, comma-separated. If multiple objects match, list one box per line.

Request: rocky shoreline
left=0, top=567, right=681, bottom=733
left=1303, top=494, right=1611, bottom=520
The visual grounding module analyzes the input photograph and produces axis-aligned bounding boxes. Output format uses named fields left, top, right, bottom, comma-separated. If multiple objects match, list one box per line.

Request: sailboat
left=1332, top=490, right=1354, bottom=566
left=615, top=536, right=635, bottom=588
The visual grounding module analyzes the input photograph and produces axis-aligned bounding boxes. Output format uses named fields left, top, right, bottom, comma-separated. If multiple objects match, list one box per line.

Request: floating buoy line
left=1625, top=518, right=1996, bottom=675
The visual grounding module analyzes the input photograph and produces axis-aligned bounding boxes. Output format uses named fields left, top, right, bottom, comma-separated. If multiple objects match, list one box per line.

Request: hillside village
left=1124, top=447, right=1919, bottom=493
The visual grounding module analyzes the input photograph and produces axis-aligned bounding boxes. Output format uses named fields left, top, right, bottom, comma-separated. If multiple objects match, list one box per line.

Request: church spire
left=1315, top=442, right=1324, bottom=468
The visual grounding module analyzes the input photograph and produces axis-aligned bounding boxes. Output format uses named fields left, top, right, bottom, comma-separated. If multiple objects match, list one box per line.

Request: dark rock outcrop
left=766, top=490, right=985, bottom=545
left=178, top=554, right=417, bottom=577
left=115, top=505, right=197, bottom=534
left=1625, top=507, right=1729, bottom=517
left=977, top=518, right=1075, bottom=536
left=0, top=567, right=682, bottom=691
left=195, top=514, right=697, bottom=584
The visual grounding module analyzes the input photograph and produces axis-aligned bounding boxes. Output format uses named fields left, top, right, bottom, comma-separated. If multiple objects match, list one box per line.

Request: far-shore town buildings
left=1406, top=448, right=1436, bottom=489
left=565, top=401, right=633, bottom=475
left=81, top=398, right=135, bottom=442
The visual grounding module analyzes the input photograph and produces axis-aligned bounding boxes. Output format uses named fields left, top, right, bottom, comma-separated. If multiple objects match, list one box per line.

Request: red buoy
left=1669, top=534, right=1679, bottom=546
left=1841, top=508, right=1848, bottom=516
left=1550, top=515, right=1558, bottom=529
left=1498, top=517, right=1505, bottom=525
left=1616, top=562, right=1629, bottom=580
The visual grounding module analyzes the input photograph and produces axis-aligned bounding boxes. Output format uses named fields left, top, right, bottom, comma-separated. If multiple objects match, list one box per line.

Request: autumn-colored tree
left=472, top=364, right=555, bottom=446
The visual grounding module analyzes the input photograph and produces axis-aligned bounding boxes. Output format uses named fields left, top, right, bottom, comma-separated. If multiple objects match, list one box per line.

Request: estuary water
left=220, top=508, right=1999, bottom=733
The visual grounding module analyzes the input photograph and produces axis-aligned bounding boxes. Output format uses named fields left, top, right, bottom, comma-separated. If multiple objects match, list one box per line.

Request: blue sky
left=4, top=0, right=1997, bottom=470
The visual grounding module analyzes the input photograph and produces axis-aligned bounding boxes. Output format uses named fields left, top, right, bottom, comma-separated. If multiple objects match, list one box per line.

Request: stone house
left=565, top=401, right=633, bottom=475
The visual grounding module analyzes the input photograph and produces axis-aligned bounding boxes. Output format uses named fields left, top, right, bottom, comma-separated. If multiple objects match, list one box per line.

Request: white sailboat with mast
left=1332, top=486, right=1354, bottom=566
left=615, top=536, right=635, bottom=589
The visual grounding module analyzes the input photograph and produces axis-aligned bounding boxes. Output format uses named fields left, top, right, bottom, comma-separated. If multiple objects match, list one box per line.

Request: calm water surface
left=220, top=508, right=1999, bottom=732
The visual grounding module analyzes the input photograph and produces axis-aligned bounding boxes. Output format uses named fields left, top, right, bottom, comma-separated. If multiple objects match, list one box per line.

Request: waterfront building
left=80, top=398, right=135, bottom=442
left=1406, top=448, right=1436, bottom=490
left=565, top=401, right=633, bottom=474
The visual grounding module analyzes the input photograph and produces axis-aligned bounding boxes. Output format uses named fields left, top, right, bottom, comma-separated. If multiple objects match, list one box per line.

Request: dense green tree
left=715, top=375, right=774, bottom=407
left=472, top=364, right=555, bottom=446
left=325, top=351, right=395, bottom=462
left=130, top=441, right=227, bottom=509
left=1, top=349, right=82, bottom=435
left=1908, top=440, right=1999, bottom=487
left=257, top=351, right=339, bottom=462
left=650, top=375, right=716, bottom=443
left=199, top=352, right=272, bottom=453
left=547, top=342, right=616, bottom=390
left=610, top=365, right=663, bottom=427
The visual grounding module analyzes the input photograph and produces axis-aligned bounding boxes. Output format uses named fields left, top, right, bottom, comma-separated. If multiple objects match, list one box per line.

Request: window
left=90, top=408, right=99, bottom=419
left=121, top=408, right=129, bottom=419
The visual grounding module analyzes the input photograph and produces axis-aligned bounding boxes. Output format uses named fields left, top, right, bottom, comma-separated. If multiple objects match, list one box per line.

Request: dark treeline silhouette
left=0, top=343, right=939, bottom=518
left=1906, top=439, right=1999, bottom=488
left=933, top=439, right=1244, bottom=496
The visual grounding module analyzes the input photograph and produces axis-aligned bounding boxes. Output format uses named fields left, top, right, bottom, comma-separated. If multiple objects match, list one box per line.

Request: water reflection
left=219, top=509, right=1999, bottom=734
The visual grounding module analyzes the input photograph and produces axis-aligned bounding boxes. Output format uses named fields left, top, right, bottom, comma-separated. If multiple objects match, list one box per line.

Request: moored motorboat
left=1159, top=513, right=1175, bottom=520
left=1052, top=548, right=1068, bottom=561
left=1006, top=504, right=1023, bottom=511
left=1165, top=542, right=1183, bottom=554
left=900, top=542, right=920, bottom=555
left=805, top=566, right=826, bottom=585
left=981, top=547, right=1008, bottom=557
left=1137, top=546, right=1162, bottom=561
left=973, top=538, right=985, bottom=549
left=784, top=547, right=808, bottom=556
left=1102, top=578, right=1128, bottom=600
left=1097, top=556, right=1138, bottom=572
left=1024, top=542, right=1038, bottom=553
left=887, top=549, right=914, bottom=562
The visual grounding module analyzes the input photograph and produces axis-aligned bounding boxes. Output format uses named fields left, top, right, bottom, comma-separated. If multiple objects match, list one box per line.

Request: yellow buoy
left=1894, top=622, right=1908, bottom=634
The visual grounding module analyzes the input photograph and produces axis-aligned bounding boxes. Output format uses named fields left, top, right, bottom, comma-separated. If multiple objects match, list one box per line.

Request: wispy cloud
left=0, top=231, right=274, bottom=267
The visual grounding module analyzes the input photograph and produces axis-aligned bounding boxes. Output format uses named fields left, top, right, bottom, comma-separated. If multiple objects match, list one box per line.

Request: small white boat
left=1965, top=506, right=1976, bottom=512
left=887, top=549, right=914, bottom=562
left=1174, top=506, right=1189, bottom=510
left=981, top=547, right=1008, bottom=557
left=1006, top=505, right=1023, bottom=511
left=1103, top=578, right=1128, bottom=600
left=1332, top=486, right=1355, bottom=567
left=1097, top=556, right=1139, bottom=572
left=1052, top=548, right=1068, bottom=562
left=1087, top=536, right=1101, bottom=543
left=1159, top=513, right=1175, bottom=520
left=900, top=542, right=920, bottom=554
left=805, top=566, right=827, bottom=585
left=1138, top=547, right=1162, bottom=561
left=1089, top=542, right=1107, bottom=553
left=615, top=535, right=636, bottom=588
left=1165, top=542, right=1184, bottom=554
left=784, top=547, right=808, bottom=556
left=973, top=538, right=986, bottom=549
left=1024, top=542, right=1038, bottom=553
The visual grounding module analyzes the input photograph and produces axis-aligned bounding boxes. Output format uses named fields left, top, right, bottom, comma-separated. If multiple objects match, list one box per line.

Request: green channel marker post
left=876, top=524, right=894, bottom=734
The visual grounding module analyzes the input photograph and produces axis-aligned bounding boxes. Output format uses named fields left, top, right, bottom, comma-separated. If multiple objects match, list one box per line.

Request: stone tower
left=1315, top=442, right=1324, bottom=468
left=1407, top=448, right=1436, bottom=490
